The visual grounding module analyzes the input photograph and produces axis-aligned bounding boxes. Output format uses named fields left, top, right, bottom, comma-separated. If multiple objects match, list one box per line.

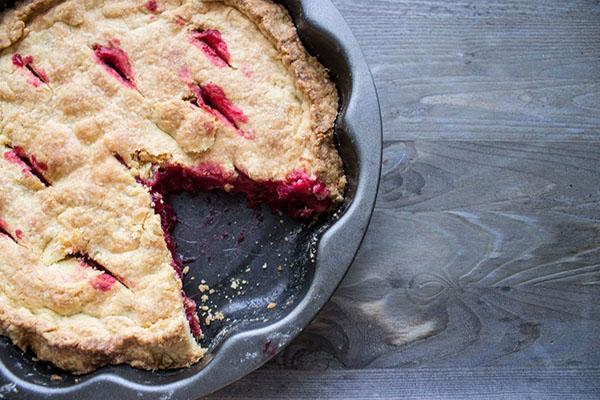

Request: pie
left=0, top=0, right=345, bottom=374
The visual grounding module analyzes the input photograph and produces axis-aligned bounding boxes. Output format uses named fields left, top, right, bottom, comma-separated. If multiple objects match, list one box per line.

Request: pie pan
left=0, top=0, right=382, bottom=398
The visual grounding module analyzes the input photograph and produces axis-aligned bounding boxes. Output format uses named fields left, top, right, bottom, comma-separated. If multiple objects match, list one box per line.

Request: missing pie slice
left=0, top=0, right=345, bottom=374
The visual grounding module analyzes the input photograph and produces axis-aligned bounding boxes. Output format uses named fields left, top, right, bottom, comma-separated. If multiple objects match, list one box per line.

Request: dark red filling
left=182, top=292, right=202, bottom=337
left=142, top=162, right=330, bottom=338
left=12, top=53, right=49, bottom=87
left=149, top=191, right=202, bottom=337
left=146, top=163, right=330, bottom=219
left=144, top=0, right=158, bottom=13
left=5, top=147, right=50, bottom=186
left=92, top=40, right=136, bottom=89
left=150, top=191, right=183, bottom=277
left=188, top=83, right=252, bottom=139
left=189, top=29, right=230, bottom=68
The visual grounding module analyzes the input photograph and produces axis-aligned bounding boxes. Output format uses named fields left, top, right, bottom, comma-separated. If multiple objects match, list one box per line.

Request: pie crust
left=0, top=0, right=345, bottom=374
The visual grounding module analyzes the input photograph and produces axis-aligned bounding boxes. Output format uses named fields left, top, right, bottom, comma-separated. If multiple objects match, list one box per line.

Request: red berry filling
left=150, top=191, right=183, bottom=277
left=142, top=162, right=330, bottom=338
left=189, top=29, right=230, bottom=68
left=92, top=40, right=136, bottom=89
left=0, top=219, right=18, bottom=243
left=144, top=0, right=158, bottom=13
left=182, top=292, right=202, bottom=337
left=146, top=164, right=331, bottom=219
left=188, top=83, right=252, bottom=139
left=12, top=54, right=49, bottom=87
left=75, top=253, right=127, bottom=292
left=4, top=147, right=50, bottom=186
left=149, top=190, right=202, bottom=337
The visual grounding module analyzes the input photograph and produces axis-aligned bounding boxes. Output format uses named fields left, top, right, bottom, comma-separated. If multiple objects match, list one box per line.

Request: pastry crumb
left=199, top=284, right=210, bottom=293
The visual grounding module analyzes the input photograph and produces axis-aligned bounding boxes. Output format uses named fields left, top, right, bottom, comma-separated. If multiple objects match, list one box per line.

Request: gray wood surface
left=208, top=0, right=600, bottom=398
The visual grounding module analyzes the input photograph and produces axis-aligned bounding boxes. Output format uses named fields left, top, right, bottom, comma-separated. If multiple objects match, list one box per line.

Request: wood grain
left=209, top=367, right=600, bottom=399
left=208, top=0, right=600, bottom=398
left=334, top=0, right=600, bottom=141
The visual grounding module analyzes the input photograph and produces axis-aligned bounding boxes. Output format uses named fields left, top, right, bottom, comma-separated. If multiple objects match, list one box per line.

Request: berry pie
left=0, top=0, right=345, bottom=373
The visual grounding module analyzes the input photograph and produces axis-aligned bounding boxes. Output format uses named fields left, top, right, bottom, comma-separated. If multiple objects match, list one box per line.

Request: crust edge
left=218, top=0, right=347, bottom=202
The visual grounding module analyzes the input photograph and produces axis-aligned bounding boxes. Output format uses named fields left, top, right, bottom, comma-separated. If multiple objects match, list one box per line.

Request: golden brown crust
left=0, top=0, right=345, bottom=374
left=217, top=0, right=345, bottom=199
left=0, top=0, right=61, bottom=49
left=0, top=298, right=205, bottom=373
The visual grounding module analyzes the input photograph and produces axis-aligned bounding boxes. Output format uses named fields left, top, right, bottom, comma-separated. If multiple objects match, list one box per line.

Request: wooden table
left=208, top=1, right=600, bottom=398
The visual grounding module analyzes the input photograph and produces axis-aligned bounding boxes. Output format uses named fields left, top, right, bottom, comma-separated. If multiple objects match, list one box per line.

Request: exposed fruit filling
left=144, top=0, right=158, bottom=13
left=139, top=160, right=331, bottom=338
left=0, top=219, right=17, bottom=243
left=188, top=83, right=252, bottom=139
left=183, top=293, right=202, bottom=337
left=75, top=253, right=126, bottom=292
left=92, top=40, right=136, bottom=89
left=146, top=163, right=331, bottom=220
left=189, top=29, right=231, bottom=68
left=4, top=147, right=50, bottom=186
left=12, top=54, right=49, bottom=87
left=150, top=187, right=202, bottom=337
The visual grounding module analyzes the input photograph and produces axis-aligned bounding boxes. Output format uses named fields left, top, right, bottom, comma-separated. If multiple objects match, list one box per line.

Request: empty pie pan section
left=0, top=0, right=382, bottom=398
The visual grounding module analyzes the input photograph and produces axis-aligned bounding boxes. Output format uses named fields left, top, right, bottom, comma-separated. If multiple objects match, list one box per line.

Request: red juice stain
left=175, top=15, right=188, bottom=27
left=263, top=340, right=278, bottom=356
left=14, top=229, right=24, bottom=240
left=90, top=273, right=117, bottom=292
left=241, top=63, right=253, bottom=78
left=178, top=66, right=192, bottom=82
left=3, top=149, right=30, bottom=174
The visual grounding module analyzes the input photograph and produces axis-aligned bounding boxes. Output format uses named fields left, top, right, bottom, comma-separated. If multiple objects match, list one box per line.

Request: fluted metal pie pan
left=0, top=0, right=382, bottom=398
